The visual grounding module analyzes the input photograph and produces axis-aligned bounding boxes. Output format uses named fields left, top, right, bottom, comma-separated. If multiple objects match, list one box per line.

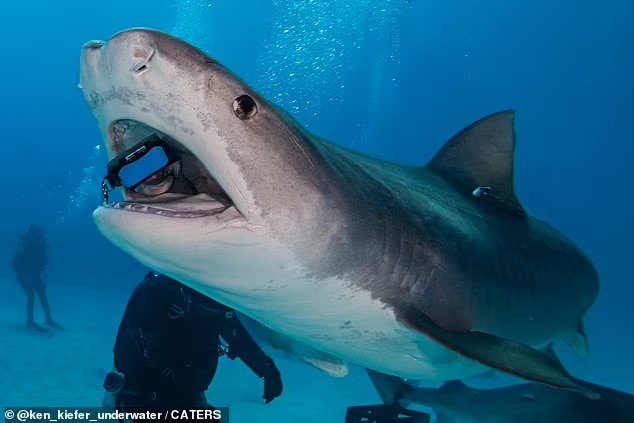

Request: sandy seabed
left=0, top=279, right=385, bottom=423
left=1, top=276, right=632, bottom=423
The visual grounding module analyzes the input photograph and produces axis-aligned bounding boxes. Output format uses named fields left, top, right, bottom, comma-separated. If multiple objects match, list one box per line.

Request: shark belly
left=93, top=208, right=484, bottom=380
left=189, top=268, right=489, bottom=381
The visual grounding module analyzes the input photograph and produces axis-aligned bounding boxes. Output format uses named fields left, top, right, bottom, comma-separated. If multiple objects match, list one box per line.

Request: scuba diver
left=11, top=224, right=62, bottom=331
left=103, top=271, right=283, bottom=417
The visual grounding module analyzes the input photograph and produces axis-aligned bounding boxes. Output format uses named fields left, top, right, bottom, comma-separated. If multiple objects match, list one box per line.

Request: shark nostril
left=133, top=48, right=155, bottom=74
left=134, top=64, right=148, bottom=74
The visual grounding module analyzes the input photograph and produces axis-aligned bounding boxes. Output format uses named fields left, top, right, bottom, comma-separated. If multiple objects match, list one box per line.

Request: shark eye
left=233, top=95, right=257, bottom=120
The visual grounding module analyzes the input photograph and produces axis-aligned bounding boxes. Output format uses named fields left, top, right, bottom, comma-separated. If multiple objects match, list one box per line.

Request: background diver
left=103, top=271, right=283, bottom=416
left=11, top=224, right=62, bottom=331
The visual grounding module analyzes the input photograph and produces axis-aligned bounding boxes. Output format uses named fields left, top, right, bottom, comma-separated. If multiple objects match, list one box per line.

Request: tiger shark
left=408, top=379, right=634, bottom=423
left=79, top=28, right=600, bottom=397
left=385, top=375, right=634, bottom=423
left=366, top=350, right=634, bottom=422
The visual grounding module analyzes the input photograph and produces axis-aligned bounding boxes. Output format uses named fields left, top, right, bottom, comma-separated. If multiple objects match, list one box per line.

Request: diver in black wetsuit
left=103, top=272, right=283, bottom=417
left=11, top=224, right=62, bottom=331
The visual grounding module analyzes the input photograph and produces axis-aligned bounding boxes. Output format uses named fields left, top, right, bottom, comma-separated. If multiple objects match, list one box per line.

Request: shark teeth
left=108, top=201, right=227, bottom=218
left=105, top=193, right=232, bottom=218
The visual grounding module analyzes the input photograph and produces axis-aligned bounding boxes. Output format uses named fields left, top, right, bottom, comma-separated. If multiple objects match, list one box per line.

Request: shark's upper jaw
left=103, top=118, right=242, bottom=221
left=79, top=29, right=258, bottom=226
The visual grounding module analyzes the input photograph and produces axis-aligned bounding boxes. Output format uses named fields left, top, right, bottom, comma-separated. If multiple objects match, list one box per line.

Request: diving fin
left=396, top=305, right=599, bottom=399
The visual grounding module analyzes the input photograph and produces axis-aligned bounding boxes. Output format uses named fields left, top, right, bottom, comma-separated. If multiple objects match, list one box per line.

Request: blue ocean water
left=0, top=0, right=633, bottom=421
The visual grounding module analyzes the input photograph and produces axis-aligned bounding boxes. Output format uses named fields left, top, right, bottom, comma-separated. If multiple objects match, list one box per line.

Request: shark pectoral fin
left=562, top=320, right=590, bottom=359
left=396, top=306, right=600, bottom=399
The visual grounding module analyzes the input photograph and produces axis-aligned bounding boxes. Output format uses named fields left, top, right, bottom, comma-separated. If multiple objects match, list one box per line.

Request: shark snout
left=79, top=40, right=106, bottom=91
left=79, top=29, right=159, bottom=93
left=80, top=39, right=105, bottom=63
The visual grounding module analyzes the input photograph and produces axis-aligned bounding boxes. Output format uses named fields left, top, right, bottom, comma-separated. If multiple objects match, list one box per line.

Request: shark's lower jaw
left=103, top=119, right=244, bottom=221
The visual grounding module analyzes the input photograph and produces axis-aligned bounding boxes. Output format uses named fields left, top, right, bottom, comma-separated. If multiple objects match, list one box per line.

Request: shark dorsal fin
left=427, top=110, right=526, bottom=216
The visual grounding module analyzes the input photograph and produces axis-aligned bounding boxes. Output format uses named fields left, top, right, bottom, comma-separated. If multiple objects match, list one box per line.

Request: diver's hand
left=262, top=357, right=283, bottom=404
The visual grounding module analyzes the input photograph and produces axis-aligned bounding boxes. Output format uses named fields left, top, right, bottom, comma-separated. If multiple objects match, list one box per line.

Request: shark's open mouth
left=104, top=119, right=242, bottom=220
